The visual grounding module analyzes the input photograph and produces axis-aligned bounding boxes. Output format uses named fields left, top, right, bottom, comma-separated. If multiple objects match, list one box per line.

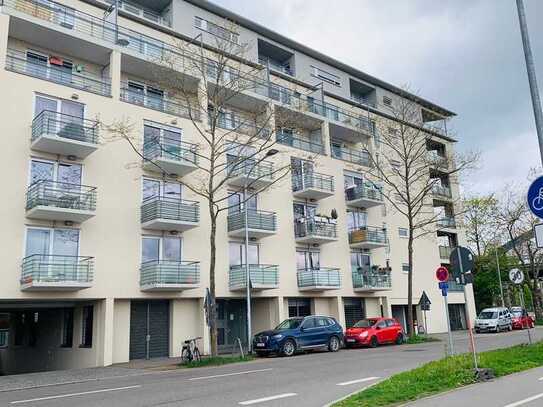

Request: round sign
left=527, top=176, right=543, bottom=219
left=509, top=268, right=524, bottom=285
left=436, top=266, right=449, bottom=282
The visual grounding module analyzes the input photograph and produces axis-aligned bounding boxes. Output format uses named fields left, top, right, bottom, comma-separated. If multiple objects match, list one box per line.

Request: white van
left=474, top=307, right=512, bottom=333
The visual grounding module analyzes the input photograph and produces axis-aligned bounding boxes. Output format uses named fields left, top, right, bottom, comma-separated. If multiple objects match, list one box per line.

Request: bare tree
left=363, top=89, right=478, bottom=336
left=463, top=195, right=500, bottom=256
left=104, top=23, right=314, bottom=355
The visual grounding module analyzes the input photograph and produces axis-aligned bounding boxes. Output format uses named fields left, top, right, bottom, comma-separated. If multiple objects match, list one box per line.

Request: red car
left=510, top=307, right=535, bottom=329
left=344, top=317, right=404, bottom=348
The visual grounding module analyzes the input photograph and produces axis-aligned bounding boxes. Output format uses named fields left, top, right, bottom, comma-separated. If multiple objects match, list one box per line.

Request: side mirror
left=299, top=326, right=305, bottom=332
left=375, top=326, right=381, bottom=330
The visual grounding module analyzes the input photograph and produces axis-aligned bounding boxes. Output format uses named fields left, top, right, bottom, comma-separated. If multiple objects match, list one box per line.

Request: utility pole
left=495, top=247, right=505, bottom=307
left=516, top=0, right=543, bottom=166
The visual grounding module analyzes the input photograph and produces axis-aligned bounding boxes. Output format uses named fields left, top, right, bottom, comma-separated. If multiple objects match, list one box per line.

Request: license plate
left=256, top=343, right=265, bottom=347
left=346, top=338, right=356, bottom=343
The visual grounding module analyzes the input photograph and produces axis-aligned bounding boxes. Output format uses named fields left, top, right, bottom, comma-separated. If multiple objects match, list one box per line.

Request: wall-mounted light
left=171, top=118, right=178, bottom=125
left=169, top=230, right=179, bottom=236
left=64, top=221, right=74, bottom=227
left=67, top=155, right=77, bottom=161
left=71, top=93, right=79, bottom=100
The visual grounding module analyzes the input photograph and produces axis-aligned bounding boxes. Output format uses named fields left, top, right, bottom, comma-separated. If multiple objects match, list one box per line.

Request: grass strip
left=335, top=341, right=543, bottom=407
left=180, top=355, right=255, bottom=368
left=404, top=335, right=441, bottom=344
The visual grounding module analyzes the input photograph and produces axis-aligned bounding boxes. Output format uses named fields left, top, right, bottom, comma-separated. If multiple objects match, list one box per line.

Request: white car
left=474, top=307, right=512, bottom=333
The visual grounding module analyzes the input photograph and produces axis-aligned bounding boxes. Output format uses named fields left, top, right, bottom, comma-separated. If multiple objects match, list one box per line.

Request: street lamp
left=244, top=148, right=278, bottom=354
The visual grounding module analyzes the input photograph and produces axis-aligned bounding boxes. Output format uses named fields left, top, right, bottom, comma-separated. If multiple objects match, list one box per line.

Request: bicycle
left=181, top=336, right=202, bottom=364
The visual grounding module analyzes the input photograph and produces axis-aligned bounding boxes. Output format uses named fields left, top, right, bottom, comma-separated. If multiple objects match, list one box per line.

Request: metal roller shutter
left=129, top=300, right=170, bottom=360
left=343, top=298, right=365, bottom=328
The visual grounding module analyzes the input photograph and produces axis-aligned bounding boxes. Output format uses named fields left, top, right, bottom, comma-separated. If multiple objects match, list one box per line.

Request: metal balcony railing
left=297, top=268, right=340, bottom=288
left=352, top=268, right=392, bottom=290
left=229, top=264, right=279, bottom=288
left=349, top=226, right=388, bottom=245
left=143, top=136, right=198, bottom=165
left=212, top=114, right=270, bottom=139
left=295, top=219, right=337, bottom=239
left=26, top=180, right=97, bottom=212
left=331, top=144, right=372, bottom=167
left=140, top=260, right=200, bottom=286
left=227, top=157, right=274, bottom=182
left=432, top=184, right=452, bottom=199
left=105, top=0, right=171, bottom=27
left=437, top=216, right=456, bottom=229
left=121, top=85, right=200, bottom=121
left=141, top=196, right=199, bottom=224
left=258, top=56, right=293, bottom=76
left=345, top=184, right=383, bottom=202
left=21, top=254, right=94, bottom=285
left=32, top=110, right=99, bottom=145
left=227, top=210, right=277, bottom=232
left=427, top=151, right=448, bottom=168
left=350, top=93, right=376, bottom=108
left=439, top=245, right=453, bottom=259
left=292, top=172, right=334, bottom=193
left=6, top=49, right=111, bottom=96
left=326, top=106, right=375, bottom=135
left=276, top=131, right=325, bottom=155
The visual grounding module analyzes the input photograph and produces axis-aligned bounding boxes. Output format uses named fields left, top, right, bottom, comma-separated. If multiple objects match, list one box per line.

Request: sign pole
left=443, top=294, right=454, bottom=355
left=457, top=250, right=478, bottom=370
left=519, top=288, right=532, bottom=344
left=423, top=309, right=428, bottom=336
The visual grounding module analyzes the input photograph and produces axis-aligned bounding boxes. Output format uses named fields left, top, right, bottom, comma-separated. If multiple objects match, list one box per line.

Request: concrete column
left=273, top=296, right=286, bottom=325
left=97, top=298, right=115, bottom=367
left=112, top=300, right=130, bottom=364
left=199, top=298, right=211, bottom=355
left=108, top=50, right=122, bottom=100
left=381, top=296, right=392, bottom=318
left=320, top=121, right=330, bottom=155
left=0, top=14, right=10, bottom=69
left=330, top=296, right=346, bottom=328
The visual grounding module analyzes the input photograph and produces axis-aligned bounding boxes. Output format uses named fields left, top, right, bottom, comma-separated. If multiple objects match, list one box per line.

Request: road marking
left=239, top=393, right=297, bottom=405
left=336, top=376, right=381, bottom=386
left=538, top=376, right=543, bottom=381
left=189, top=368, right=273, bottom=381
left=503, top=393, right=543, bottom=407
left=10, top=385, right=141, bottom=404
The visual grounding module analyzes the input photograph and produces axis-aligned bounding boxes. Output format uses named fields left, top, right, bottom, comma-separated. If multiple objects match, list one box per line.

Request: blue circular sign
left=527, top=176, right=543, bottom=219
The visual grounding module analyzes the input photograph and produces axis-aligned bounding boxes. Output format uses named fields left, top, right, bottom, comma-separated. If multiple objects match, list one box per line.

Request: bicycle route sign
left=527, top=176, right=543, bottom=219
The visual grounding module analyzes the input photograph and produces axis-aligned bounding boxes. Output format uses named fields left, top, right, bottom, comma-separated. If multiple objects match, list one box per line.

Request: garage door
left=343, top=298, right=365, bottom=328
left=129, top=300, right=170, bottom=360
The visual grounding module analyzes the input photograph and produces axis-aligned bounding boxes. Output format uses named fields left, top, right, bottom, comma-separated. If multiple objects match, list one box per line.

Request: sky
left=212, top=0, right=543, bottom=195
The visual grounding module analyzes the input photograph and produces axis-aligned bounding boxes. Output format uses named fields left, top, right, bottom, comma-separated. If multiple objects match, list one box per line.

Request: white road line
left=239, top=393, right=297, bottom=405
left=538, top=376, right=543, bottom=381
left=336, top=376, right=380, bottom=386
left=189, top=368, right=273, bottom=381
left=503, top=393, right=543, bottom=407
left=10, top=385, right=141, bottom=404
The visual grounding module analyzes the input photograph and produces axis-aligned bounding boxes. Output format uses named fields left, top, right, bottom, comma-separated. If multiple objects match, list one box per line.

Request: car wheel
left=281, top=339, right=296, bottom=357
left=475, top=329, right=480, bottom=334
left=395, top=333, right=404, bottom=345
left=370, top=336, right=379, bottom=348
left=328, top=336, right=340, bottom=352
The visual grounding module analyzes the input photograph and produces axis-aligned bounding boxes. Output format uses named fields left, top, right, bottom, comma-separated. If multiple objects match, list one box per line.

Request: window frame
left=310, top=65, right=341, bottom=86
left=80, top=305, right=93, bottom=348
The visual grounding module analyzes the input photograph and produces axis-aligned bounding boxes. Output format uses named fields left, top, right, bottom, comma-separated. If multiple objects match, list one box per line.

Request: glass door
left=162, top=127, right=181, bottom=160
left=347, top=210, right=367, bottom=230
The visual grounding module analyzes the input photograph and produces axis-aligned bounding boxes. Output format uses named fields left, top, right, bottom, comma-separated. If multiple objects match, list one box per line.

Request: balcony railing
left=295, top=219, right=337, bottom=239
left=213, top=114, right=270, bottom=139
left=227, top=157, right=274, bottom=182
left=6, top=49, right=111, bottom=96
left=350, top=93, right=376, bottom=108
left=21, top=254, right=94, bottom=285
left=258, top=56, right=293, bottom=76
left=141, top=196, right=199, bottom=224
left=448, top=279, right=464, bottom=292
left=437, top=216, right=456, bottom=229
left=349, top=226, right=388, bottom=246
left=292, top=172, right=334, bottom=193
left=432, top=184, right=452, bottom=199
left=345, top=185, right=383, bottom=203
left=352, top=269, right=392, bottom=290
left=107, top=0, right=171, bottom=27
left=143, top=136, right=198, bottom=165
left=32, top=110, right=99, bottom=145
left=121, top=86, right=200, bottom=121
left=26, top=180, right=97, bottom=212
left=326, top=106, right=375, bottom=135
left=227, top=210, right=277, bottom=232
left=427, top=151, right=448, bottom=169
left=276, top=131, right=325, bottom=155
left=297, top=268, right=340, bottom=289
left=439, top=245, right=453, bottom=260
left=331, top=144, right=372, bottom=167
left=140, top=260, right=200, bottom=287
left=229, top=264, right=279, bottom=289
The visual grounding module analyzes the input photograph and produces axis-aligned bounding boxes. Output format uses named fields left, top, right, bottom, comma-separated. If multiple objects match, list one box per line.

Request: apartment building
left=0, top=0, right=475, bottom=374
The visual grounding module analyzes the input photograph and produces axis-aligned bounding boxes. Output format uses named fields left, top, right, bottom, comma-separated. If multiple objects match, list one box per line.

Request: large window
left=142, top=237, right=182, bottom=263
left=128, top=81, right=164, bottom=109
left=81, top=306, right=93, bottom=348
left=288, top=299, right=311, bottom=318
left=228, top=191, right=257, bottom=214
left=229, top=242, right=259, bottom=266
left=26, top=227, right=79, bottom=259
left=30, top=158, right=82, bottom=187
left=61, top=308, right=74, bottom=348
left=344, top=171, right=364, bottom=190
left=347, top=210, right=367, bottom=230
left=296, top=249, right=320, bottom=270
left=351, top=251, right=370, bottom=272
left=142, top=178, right=182, bottom=201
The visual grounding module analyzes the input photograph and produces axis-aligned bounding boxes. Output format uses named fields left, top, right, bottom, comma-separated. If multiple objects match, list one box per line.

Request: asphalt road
left=0, top=328, right=541, bottom=407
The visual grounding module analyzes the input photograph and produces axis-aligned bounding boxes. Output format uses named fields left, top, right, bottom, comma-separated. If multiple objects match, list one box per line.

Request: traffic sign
left=438, top=281, right=449, bottom=296
left=535, top=224, right=543, bottom=248
left=527, top=176, right=543, bottom=218
left=419, top=291, right=431, bottom=311
left=436, top=266, right=449, bottom=282
left=449, top=247, right=474, bottom=279
left=509, top=268, right=525, bottom=285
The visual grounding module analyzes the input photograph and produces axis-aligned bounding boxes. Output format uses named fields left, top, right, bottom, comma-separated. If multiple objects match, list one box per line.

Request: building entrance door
left=216, top=299, right=247, bottom=353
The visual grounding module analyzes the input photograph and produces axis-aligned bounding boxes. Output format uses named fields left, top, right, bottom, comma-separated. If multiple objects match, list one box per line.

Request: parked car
left=510, top=306, right=535, bottom=329
left=474, top=307, right=512, bottom=333
left=252, top=315, right=344, bottom=357
left=344, top=317, right=404, bottom=348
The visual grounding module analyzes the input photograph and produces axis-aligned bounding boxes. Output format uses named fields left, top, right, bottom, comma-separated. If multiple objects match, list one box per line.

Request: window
left=351, top=251, right=370, bottom=272
left=316, top=317, right=330, bottom=327
left=194, top=16, right=239, bottom=44
left=347, top=210, right=367, bottom=230
left=143, top=122, right=183, bottom=160
left=35, top=94, right=84, bottom=124
left=398, top=228, right=408, bottom=238
left=81, top=306, right=93, bottom=348
left=302, top=317, right=316, bottom=329
left=383, top=96, right=392, bottom=106
left=288, top=299, right=311, bottom=318
left=127, top=81, right=164, bottom=109
left=0, top=314, right=8, bottom=348
left=61, top=308, right=74, bottom=348
left=26, top=227, right=80, bottom=259
left=311, top=66, right=341, bottom=86
left=229, top=242, right=259, bottom=266
left=344, top=172, right=364, bottom=190
left=26, top=51, right=73, bottom=81
left=385, top=319, right=396, bottom=327
left=142, top=237, right=182, bottom=263
left=29, top=158, right=82, bottom=190
left=228, top=191, right=257, bottom=214
left=142, top=178, right=182, bottom=201
left=291, top=158, right=315, bottom=191
left=376, top=320, right=387, bottom=329
left=402, top=263, right=410, bottom=273
left=296, top=249, right=320, bottom=270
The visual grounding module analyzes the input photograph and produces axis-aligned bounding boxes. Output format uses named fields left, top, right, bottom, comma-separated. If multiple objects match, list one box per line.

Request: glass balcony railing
left=213, top=114, right=270, bottom=139
left=326, top=106, right=375, bottom=135
left=352, top=268, right=391, bottom=290
left=26, top=180, right=97, bottom=212
left=331, top=144, right=372, bottom=167
left=295, top=219, right=337, bottom=240
left=276, top=131, right=325, bottom=155
left=437, top=216, right=456, bottom=229
left=121, top=86, right=200, bottom=121
left=106, top=0, right=171, bottom=27
left=439, top=245, right=453, bottom=259
left=258, top=56, right=294, bottom=76
left=140, top=260, right=200, bottom=287
left=345, top=184, right=383, bottom=203
left=432, top=184, right=452, bottom=199
left=32, top=110, right=99, bottom=145
left=227, top=157, right=274, bottom=182
left=297, top=268, right=340, bottom=289
left=349, top=226, right=388, bottom=246
left=21, top=254, right=94, bottom=285
left=227, top=210, right=277, bottom=232
left=6, top=49, right=111, bottom=96
left=292, top=172, right=334, bottom=193
left=143, top=136, right=198, bottom=165
left=427, top=151, right=448, bottom=168
left=141, top=196, right=199, bottom=224
left=229, top=264, right=279, bottom=289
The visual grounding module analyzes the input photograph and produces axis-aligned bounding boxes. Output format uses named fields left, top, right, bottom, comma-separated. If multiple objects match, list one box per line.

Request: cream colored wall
left=170, top=298, right=203, bottom=357
left=112, top=299, right=130, bottom=364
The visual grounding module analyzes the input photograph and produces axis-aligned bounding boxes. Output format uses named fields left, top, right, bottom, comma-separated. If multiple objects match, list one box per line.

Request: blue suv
left=253, top=315, right=344, bottom=357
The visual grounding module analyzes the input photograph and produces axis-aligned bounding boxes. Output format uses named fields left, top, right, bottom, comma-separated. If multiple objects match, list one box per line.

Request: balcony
left=345, top=185, right=384, bottom=208
left=31, top=110, right=99, bottom=158
left=140, top=260, right=199, bottom=291
left=432, top=184, right=452, bottom=200
left=448, top=279, right=464, bottom=292
left=327, top=108, right=375, bottom=143
left=297, top=268, right=340, bottom=291
left=258, top=56, right=293, bottom=76
left=437, top=216, right=456, bottom=230
left=331, top=144, right=372, bottom=167
left=26, top=180, right=96, bottom=223
left=439, top=245, right=453, bottom=261
left=6, top=49, right=111, bottom=96
left=294, top=218, right=337, bottom=245
left=226, top=159, right=274, bottom=190
left=227, top=210, right=277, bottom=238
left=276, top=131, right=325, bottom=155
left=349, top=226, right=388, bottom=249
left=229, top=264, right=279, bottom=291
left=108, top=0, right=171, bottom=27
left=121, top=85, right=200, bottom=121
left=142, top=137, right=198, bottom=177
left=427, top=152, right=448, bottom=169
left=141, top=196, right=199, bottom=231
left=20, top=254, right=93, bottom=291
left=214, top=113, right=270, bottom=139
left=292, top=172, right=334, bottom=200
left=352, top=269, right=392, bottom=292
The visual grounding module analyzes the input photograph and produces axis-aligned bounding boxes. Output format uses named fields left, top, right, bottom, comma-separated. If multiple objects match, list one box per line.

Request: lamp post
left=244, top=148, right=278, bottom=354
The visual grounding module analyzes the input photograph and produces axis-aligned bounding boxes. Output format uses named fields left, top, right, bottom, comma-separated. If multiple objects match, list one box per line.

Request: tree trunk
left=530, top=280, right=543, bottom=321
left=208, top=207, right=218, bottom=356
left=407, top=230, right=414, bottom=337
